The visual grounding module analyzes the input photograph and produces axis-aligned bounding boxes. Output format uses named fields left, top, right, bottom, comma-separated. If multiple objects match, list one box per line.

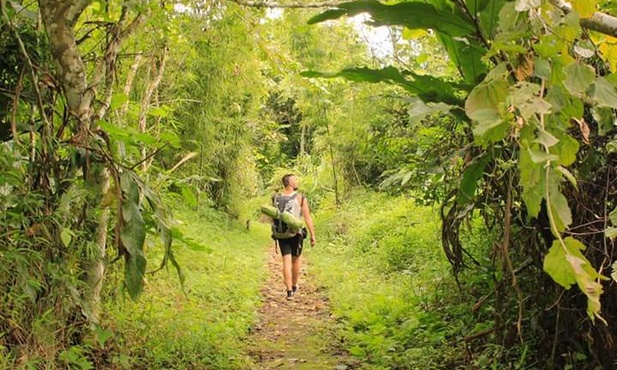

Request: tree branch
left=138, top=47, right=167, bottom=173
left=581, top=12, right=617, bottom=38
left=549, top=0, right=617, bottom=38
left=66, top=0, right=92, bottom=27
left=93, top=9, right=146, bottom=121
left=228, top=0, right=346, bottom=8
left=236, top=0, right=617, bottom=38
left=39, top=0, right=91, bottom=127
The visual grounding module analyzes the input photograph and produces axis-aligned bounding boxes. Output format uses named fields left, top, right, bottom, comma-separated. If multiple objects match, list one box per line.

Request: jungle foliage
left=3, top=0, right=617, bottom=368
left=0, top=0, right=369, bottom=367
left=306, top=0, right=617, bottom=367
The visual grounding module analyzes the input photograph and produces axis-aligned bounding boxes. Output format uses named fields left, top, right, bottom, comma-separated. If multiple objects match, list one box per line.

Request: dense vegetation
left=2, top=0, right=617, bottom=368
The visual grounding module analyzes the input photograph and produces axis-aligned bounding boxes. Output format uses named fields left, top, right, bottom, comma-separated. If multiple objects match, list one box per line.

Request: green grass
left=52, top=190, right=498, bottom=370
left=101, top=206, right=271, bottom=369
left=310, top=190, right=467, bottom=369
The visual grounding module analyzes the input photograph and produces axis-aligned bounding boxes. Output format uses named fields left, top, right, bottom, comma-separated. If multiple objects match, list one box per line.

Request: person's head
left=282, top=173, right=299, bottom=191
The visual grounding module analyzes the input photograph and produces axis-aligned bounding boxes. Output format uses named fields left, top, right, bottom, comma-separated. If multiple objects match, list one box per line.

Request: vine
left=306, top=0, right=617, bottom=365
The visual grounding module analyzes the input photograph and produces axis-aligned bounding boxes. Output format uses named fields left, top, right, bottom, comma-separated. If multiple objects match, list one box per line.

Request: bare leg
left=282, top=254, right=293, bottom=291
left=291, top=255, right=301, bottom=288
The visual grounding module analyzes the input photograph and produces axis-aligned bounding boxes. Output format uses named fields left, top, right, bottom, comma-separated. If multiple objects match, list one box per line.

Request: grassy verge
left=101, top=206, right=271, bottom=369
left=310, top=190, right=470, bottom=369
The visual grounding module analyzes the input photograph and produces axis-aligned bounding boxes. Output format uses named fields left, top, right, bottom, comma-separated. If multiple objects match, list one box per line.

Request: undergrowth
left=311, top=190, right=501, bottom=369
left=97, top=205, right=270, bottom=370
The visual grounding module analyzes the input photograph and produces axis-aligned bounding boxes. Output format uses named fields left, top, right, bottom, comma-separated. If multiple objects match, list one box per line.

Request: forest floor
left=247, top=246, right=361, bottom=370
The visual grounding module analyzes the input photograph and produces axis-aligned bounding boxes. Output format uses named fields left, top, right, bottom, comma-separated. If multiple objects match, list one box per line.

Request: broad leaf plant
left=308, top=0, right=617, bottom=324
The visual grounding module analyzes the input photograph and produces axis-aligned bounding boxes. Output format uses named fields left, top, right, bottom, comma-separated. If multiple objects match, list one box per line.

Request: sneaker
left=292, top=285, right=299, bottom=294
left=286, top=290, right=294, bottom=300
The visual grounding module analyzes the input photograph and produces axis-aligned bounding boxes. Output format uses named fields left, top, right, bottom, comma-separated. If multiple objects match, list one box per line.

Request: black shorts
left=278, top=234, right=303, bottom=256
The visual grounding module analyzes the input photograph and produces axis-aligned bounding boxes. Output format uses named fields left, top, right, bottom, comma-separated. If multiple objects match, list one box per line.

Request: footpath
left=248, top=246, right=359, bottom=370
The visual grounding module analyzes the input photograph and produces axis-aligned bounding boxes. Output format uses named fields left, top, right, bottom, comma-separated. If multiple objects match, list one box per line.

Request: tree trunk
left=121, top=54, right=143, bottom=114
left=38, top=0, right=93, bottom=129
left=325, top=122, right=340, bottom=206
left=138, top=48, right=168, bottom=174
left=300, top=122, right=306, bottom=156
left=37, top=0, right=147, bottom=327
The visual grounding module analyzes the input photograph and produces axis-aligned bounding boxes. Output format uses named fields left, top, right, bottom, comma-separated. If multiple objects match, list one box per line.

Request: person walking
left=272, top=174, right=316, bottom=300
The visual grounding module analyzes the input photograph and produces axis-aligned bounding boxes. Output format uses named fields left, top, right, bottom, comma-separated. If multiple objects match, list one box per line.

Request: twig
left=549, top=306, right=560, bottom=368
left=460, top=327, right=497, bottom=342
left=452, top=0, right=491, bottom=51
left=129, top=145, right=167, bottom=171
left=503, top=172, right=525, bottom=342
left=471, top=257, right=533, bottom=312
left=10, top=67, right=26, bottom=143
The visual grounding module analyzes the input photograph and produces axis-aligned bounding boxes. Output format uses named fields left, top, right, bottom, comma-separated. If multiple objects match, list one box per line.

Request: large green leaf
left=465, top=73, right=509, bottom=144
left=308, top=1, right=488, bottom=84
left=592, top=77, right=617, bottom=109
left=465, top=73, right=509, bottom=115
left=142, top=181, right=185, bottom=287
left=535, top=129, right=559, bottom=148
left=543, top=237, right=607, bottom=322
left=457, top=154, right=491, bottom=204
left=562, top=62, right=595, bottom=97
left=509, top=82, right=552, bottom=119
left=99, top=120, right=168, bottom=151
left=466, top=0, right=491, bottom=13
left=544, top=85, right=584, bottom=123
left=120, top=172, right=140, bottom=203
left=591, top=107, right=615, bottom=135
left=407, top=97, right=454, bottom=123
left=547, top=175, right=572, bottom=233
left=438, top=33, right=488, bottom=84
left=124, top=249, right=147, bottom=302
left=551, top=131, right=579, bottom=167
left=301, top=67, right=465, bottom=106
left=528, top=148, right=558, bottom=163
left=308, top=1, right=476, bottom=37
left=543, top=238, right=578, bottom=288
left=471, top=115, right=509, bottom=145
left=476, top=0, right=507, bottom=38
left=120, top=175, right=147, bottom=301
left=519, top=140, right=544, bottom=217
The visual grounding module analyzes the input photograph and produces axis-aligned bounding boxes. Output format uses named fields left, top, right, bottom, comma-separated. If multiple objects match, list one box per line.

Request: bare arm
left=301, top=196, right=316, bottom=246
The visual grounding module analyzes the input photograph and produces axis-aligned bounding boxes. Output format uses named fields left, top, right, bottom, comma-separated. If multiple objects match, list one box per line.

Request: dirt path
left=248, top=246, right=359, bottom=370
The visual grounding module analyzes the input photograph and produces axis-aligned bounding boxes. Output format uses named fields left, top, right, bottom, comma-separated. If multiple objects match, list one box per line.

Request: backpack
left=272, top=192, right=303, bottom=240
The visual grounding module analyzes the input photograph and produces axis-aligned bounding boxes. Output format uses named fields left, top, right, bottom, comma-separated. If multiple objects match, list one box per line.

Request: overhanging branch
left=232, top=0, right=617, bottom=38
left=549, top=0, right=617, bottom=38
left=228, top=0, right=345, bottom=8
left=581, top=12, right=617, bottom=38
left=67, top=0, right=93, bottom=27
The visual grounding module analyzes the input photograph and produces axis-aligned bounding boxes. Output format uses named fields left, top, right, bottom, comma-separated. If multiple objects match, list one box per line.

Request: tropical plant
left=0, top=1, right=182, bottom=365
left=307, top=0, right=617, bottom=366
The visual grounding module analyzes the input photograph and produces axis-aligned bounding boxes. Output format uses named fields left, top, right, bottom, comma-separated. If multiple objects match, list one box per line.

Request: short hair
left=282, top=173, right=295, bottom=187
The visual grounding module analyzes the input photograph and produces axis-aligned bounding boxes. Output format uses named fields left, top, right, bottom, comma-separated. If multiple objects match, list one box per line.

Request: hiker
left=272, top=174, right=315, bottom=300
